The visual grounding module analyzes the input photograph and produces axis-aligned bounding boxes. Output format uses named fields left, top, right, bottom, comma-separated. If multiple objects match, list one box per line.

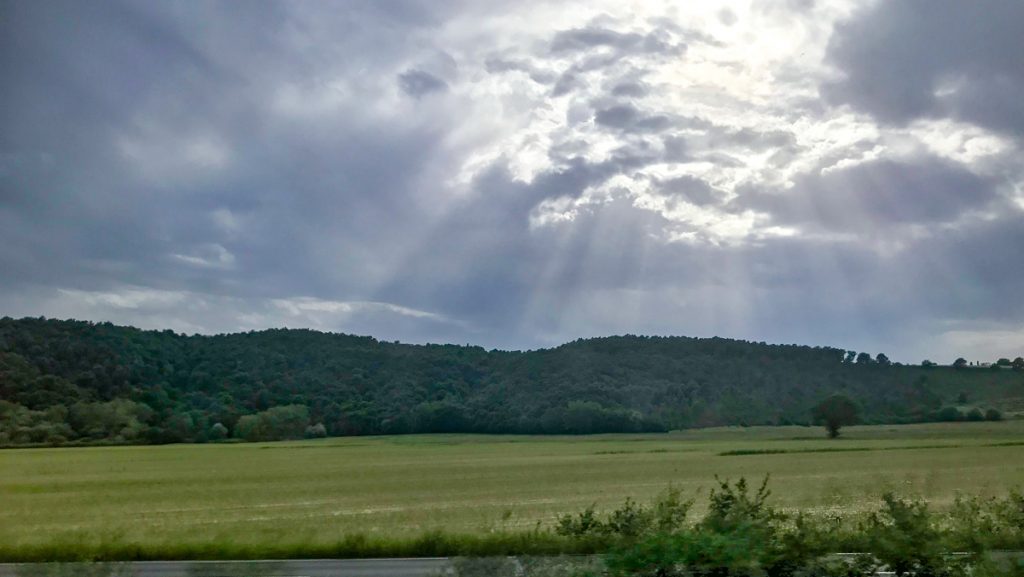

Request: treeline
left=1, top=317, right=1020, bottom=446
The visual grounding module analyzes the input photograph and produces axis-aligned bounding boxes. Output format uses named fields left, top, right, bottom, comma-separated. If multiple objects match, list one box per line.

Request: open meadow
left=2, top=421, right=1023, bottom=560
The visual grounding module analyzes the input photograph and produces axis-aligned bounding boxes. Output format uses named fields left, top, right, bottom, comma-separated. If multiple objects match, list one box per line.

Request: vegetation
left=2, top=422, right=1024, bottom=562
left=1, top=317, right=1021, bottom=446
left=580, top=478, right=1024, bottom=576
left=812, top=394, right=860, bottom=438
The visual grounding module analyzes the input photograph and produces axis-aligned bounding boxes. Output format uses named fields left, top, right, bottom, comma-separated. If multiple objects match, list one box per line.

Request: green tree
left=953, top=357, right=968, bottom=369
left=234, top=414, right=263, bottom=441
left=1013, top=357, right=1024, bottom=371
left=208, top=422, right=228, bottom=440
left=811, top=394, right=859, bottom=438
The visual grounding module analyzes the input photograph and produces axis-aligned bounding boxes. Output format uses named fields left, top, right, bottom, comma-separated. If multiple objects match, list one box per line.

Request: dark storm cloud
left=824, top=0, right=1024, bottom=136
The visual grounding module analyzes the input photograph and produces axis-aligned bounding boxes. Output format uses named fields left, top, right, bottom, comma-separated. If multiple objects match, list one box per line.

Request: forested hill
left=1, top=317, right=1021, bottom=446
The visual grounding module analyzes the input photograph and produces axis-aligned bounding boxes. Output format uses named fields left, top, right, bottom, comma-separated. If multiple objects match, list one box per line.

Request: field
left=2, top=421, right=1024, bottom=560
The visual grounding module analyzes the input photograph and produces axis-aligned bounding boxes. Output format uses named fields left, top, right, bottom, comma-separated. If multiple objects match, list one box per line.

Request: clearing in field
left=1, top=420, right=1023, bottom=560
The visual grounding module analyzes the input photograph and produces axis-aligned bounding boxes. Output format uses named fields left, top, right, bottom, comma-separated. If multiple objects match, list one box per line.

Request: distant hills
left=1, top=317, right=1021, bottom=446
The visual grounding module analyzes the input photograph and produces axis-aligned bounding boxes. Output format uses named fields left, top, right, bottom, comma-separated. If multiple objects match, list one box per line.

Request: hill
left=1, top=317, right=1021, bottom=446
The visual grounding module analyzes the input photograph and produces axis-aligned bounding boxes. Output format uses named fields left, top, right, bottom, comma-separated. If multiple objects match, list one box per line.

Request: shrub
left=208, top=422, right=228, bottom=440
left=863, top=493, right=972, bottom=576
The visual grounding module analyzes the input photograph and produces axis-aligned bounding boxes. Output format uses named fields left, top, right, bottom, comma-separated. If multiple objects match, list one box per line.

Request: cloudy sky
left=2, top=0, right=1022, bottom=362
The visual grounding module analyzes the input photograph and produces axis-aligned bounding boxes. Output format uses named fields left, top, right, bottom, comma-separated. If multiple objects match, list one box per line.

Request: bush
left=305, top=422, right=327, bottom=438
left=578, top=477, right=1012, bottom=576
left=234, top=405, right=310, bottom=441
left=208, top=422, right=228, bottom=440
left=935, top=406, right=964, bottom=422
left=864, top=493, right=973, bottom=576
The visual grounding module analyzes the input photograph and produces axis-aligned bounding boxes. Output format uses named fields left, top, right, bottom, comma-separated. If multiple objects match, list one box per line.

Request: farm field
left=2, top=420, right=1023, bottom=560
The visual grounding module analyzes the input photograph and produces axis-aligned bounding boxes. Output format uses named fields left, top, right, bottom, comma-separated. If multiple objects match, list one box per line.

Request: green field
left=2, top=421, right=1024, bottom=560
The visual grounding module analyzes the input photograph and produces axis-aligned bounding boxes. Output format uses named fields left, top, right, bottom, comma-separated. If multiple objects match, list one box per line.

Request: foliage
left=234, top=405, right=309, bottom=441
left=862, top=493, right=972, bottom=576
left=556, top=488, right=692, bottom=540
left=603, top=479, right=1015, bottom=577
left=1, top=317, right=1020, bottom=446
left=811, top=395, right=860, bottom=438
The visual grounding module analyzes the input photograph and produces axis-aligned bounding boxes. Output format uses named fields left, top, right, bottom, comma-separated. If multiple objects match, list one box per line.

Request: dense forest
left=1, top=317, right=1020, bottom=446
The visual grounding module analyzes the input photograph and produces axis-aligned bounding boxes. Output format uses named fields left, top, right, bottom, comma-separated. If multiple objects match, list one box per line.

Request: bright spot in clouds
left=1, top=0, right=1022, bottom=362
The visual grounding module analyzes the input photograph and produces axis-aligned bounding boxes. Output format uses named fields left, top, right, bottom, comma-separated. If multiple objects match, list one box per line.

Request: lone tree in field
left=812, top=394, right=859, bottom=438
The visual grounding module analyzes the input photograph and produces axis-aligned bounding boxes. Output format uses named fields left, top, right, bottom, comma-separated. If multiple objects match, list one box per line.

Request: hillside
left=1, top=317, right=1021, bottom=446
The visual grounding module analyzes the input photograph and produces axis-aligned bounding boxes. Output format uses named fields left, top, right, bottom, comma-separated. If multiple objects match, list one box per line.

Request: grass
left=1, top=421, right=1023, bottom=561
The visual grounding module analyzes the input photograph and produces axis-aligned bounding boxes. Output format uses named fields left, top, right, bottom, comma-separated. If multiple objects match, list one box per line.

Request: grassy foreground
left=1, top=421, right=1023, bottom=561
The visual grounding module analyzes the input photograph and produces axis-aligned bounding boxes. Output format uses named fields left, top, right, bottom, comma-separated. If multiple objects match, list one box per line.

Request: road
left=0, top=558, right=452, bottom=577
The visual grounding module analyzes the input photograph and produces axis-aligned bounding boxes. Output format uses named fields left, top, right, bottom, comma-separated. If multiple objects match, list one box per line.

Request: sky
left=1, top=0, right=1022, bottom=363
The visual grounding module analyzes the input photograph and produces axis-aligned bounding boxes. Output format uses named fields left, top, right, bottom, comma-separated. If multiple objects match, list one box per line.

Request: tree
left=996, top=358, right=1011, bottom=367
left=844, top=350, right=856, bottom=364
left=812, top=394, right=859, bottom=438
left=304, top=422, right=327, bottom=438
left=855, top=352, right=873, bottom=365
left=208, top=422, right=228, bottom=440
left=953, top=357, right=968, bottom=369
left=875, top=353, right=891, bottom=366
left=921, top=359, right=936, bottom=368
left=1012, top=357, right=1024, bottom=371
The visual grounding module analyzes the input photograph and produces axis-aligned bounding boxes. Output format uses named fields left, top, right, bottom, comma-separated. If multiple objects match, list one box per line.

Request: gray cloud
left=594, top=104, right=672, bottom=133
left=550, top=26, right=682, bottom=56
left=398, top=69, right=449, bottom=98
left=1, top=0, right=1021, bottom=363
left=824, top=0, right=1024, bottom=136
left=658, top=175, right=721, bottom=207
left=741, top=156, right=999, bottom=232
left=610, top=81, right=649, bottom=98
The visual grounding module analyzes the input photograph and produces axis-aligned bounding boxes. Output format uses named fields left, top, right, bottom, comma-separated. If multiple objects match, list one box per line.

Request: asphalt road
left=0, top=558, right=452, bottom=577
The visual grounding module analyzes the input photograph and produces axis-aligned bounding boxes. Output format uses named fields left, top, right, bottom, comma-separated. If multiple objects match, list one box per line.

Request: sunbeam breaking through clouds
left=1, top=0, right=1022, bottom=362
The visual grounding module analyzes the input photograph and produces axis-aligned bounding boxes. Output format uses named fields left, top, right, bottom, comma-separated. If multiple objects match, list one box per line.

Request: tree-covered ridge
left=0, top=317, right=1019, bottom=446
